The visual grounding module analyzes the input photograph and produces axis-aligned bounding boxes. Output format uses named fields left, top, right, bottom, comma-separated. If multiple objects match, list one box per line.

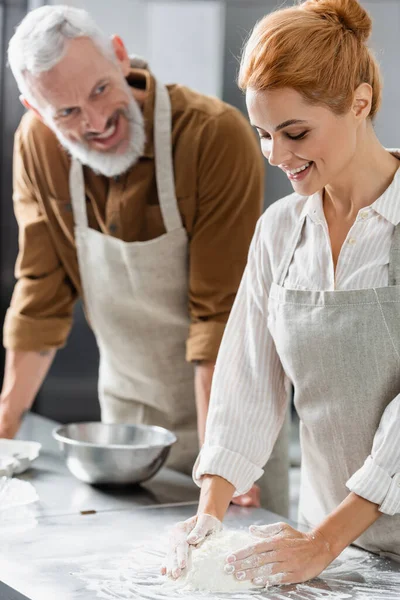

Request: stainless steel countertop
left=15, top=413, right=200, bottom=517
left=1, top=413, right=399, bottom=600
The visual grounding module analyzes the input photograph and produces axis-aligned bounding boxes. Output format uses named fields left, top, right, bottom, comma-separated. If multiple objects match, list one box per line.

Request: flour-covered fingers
left=176, top=540, right=188, bottom=570
left=166, top=537, right=186, bottom=578
left=232, top=561, right=283, bottom=582
left=161, top=516, right=197, bottom=578
left=186, top=513, right=222, bottom=545
left=225, top=537, right=281, bottom=564
left=167, top=552, right=182, bottom=579
left=224, top=550, right=283, bottom=574
left=225, top=524, right=335, bottom=586
left=249, top=522, right=287, bottom=539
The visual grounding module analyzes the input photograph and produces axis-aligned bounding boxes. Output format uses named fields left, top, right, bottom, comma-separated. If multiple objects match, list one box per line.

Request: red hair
left=238, top=0, right=382, bottom=118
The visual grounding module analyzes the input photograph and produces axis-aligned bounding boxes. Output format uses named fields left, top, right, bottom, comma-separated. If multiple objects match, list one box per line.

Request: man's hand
left=161, top=513, right=222, bottom=579
left=231, top=484, right=261, bottom=508
left=0, top=399, right=23, bottom=438
left=0, top=349, right=57, bottom=439
left=223, top=522, right=334, bottom=587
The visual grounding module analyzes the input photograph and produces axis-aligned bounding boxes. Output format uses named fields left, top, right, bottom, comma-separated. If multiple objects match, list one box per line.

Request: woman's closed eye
left=287, top=131, right=308, bottom=140
left=259, top=131, right=308, bottom=141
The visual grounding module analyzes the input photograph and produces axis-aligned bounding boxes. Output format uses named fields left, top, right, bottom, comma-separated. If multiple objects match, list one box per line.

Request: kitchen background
left=0, top=0, right=399, bottom=516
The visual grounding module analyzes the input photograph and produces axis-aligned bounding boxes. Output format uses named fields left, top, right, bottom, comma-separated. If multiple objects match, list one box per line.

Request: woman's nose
left=268, top=139, right=291, bottom=167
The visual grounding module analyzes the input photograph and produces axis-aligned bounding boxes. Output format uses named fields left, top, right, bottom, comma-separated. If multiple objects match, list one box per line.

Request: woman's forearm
left=198, top=475, right=236, bottom=521
left=314, top=492, right=381, bottom=558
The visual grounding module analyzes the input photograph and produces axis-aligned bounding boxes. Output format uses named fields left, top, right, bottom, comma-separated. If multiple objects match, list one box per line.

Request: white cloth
left=194, top=159, right=400, bottom=516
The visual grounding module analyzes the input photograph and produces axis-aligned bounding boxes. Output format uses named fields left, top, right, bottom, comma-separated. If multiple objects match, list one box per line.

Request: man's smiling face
left=25, top=36, right=146, bottom=177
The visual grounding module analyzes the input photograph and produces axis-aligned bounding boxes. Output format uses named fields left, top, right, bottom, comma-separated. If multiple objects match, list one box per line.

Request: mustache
left=53, top=94, right=146, bottom=178
left=84, top=107, right=132, bottom=141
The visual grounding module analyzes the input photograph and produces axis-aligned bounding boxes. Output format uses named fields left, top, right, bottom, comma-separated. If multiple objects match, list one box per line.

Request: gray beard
left=50, top=95, right=146, bottom=178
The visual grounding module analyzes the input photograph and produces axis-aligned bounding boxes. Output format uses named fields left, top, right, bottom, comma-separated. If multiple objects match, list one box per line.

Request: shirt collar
left=370, top=151, right=400, bottom=225
left=126, top=68, right=156, bottom=159
left=300, top=150, right=400, bottom=226
left=300, top=191, right=325, bottom=224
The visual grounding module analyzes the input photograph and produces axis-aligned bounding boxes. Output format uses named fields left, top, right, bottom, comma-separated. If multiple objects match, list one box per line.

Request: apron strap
left=154, top=80, right=183, bottom=233
left=69, top=158, right=88, bottom=229
left=277, top=216, right=306, bottom=287
left=69, top=81, right=181, bottom=233
left=389, top=223, right=400, bottom=286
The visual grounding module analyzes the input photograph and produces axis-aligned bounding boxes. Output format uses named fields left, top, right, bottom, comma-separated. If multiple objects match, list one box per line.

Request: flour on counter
left=0, top=476, right=38, bottom=510
left=72, top=535, right=400, bottom=600
left=0, top=477, right=38, bottom=533
left=164, top=529, right=257, bottom=593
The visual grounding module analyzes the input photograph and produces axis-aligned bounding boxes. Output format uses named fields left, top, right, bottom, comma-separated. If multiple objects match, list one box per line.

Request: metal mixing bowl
left=52, top=422, right=177, bottom=485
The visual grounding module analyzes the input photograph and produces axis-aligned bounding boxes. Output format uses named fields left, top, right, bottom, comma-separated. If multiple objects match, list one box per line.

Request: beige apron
left=69, top=79, right=289, bottom=506
left=69, top=81, right=197, bottom=473
left=268, top=217, right=400, bottom=557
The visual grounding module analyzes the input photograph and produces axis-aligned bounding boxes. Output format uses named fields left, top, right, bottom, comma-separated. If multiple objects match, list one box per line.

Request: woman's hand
left=224, top=522, right=334, bottom=587
left=161, top=513, right=222, bottom=579
left=224, top=493, right=382, bottom=587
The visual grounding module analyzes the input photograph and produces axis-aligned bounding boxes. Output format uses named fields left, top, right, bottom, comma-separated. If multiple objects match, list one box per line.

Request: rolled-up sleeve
left=193, top=217, right=290, bottom=495
left=3, top=129, right=77, bottom=352
left=347, top=394, right=400, bottom=515
left=186, top=108, right=263, bottom=362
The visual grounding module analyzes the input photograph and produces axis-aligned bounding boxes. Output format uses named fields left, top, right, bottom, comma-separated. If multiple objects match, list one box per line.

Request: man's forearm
left=194, top=361, right=215, bottom=446
left=314, top=492, right=381, bottom=558
left=0, top=348, right=56, bottom=436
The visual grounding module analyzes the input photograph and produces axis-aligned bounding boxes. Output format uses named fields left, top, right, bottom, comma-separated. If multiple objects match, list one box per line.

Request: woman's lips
left=286, top=161, right=314, bottom=182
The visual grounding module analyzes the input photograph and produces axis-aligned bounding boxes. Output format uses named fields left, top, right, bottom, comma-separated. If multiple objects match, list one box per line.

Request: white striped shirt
left=194, top=157, right=400, bottom=517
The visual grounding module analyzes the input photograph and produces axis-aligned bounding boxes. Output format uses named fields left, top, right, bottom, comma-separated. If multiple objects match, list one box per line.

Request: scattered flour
left=0, top=477, right=38, bottom=510
left=72, top=533, right=400, bottom=600
left=164, top=529, right=258, bottom=593
left=0, top=477, right=38, bottom=533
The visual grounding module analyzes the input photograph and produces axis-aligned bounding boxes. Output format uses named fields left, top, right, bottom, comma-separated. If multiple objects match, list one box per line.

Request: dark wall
left=36, top=302, right=100, bottom=422
left=0, top=0, right=27, bottom=383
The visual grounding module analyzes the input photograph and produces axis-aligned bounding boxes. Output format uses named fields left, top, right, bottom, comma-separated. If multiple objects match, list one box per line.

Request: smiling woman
left=163, top=0, right=400, bottom=590
left=238, top=0, right=383, bottom=199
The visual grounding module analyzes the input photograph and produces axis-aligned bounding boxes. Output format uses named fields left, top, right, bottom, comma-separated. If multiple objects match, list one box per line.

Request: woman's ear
left=352, top=83, right=373, bottom=120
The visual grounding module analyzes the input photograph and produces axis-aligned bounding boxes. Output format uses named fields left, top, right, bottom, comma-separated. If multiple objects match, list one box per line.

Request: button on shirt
left=3, top=69, right=264, bottom=362
left=195, top=158, right=400, bottom=517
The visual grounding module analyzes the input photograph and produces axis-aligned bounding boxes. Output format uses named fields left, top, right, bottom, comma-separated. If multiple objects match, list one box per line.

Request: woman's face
left=246, top=87, right=359, bottom=196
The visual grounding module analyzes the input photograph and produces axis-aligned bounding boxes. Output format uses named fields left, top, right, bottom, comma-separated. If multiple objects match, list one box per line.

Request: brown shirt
left=3, top=69, right=264, bottom=362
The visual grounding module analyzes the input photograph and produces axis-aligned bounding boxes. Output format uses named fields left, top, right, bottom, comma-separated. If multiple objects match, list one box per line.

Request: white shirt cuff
left=346, top=456, right=400, bottom=516
left=192, top=445, right=264, bottom=497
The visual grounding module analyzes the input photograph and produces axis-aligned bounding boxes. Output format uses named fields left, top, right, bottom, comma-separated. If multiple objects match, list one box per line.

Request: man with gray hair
left=1, top=5, right=289, bottom=514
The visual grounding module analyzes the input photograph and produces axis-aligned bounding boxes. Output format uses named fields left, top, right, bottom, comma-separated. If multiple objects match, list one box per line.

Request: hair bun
left=302, top=0, right=372, bottom=43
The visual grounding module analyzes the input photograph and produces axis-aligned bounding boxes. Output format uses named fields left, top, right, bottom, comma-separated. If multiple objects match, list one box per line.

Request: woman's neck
left=323, top=127, right=399, bottom=221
